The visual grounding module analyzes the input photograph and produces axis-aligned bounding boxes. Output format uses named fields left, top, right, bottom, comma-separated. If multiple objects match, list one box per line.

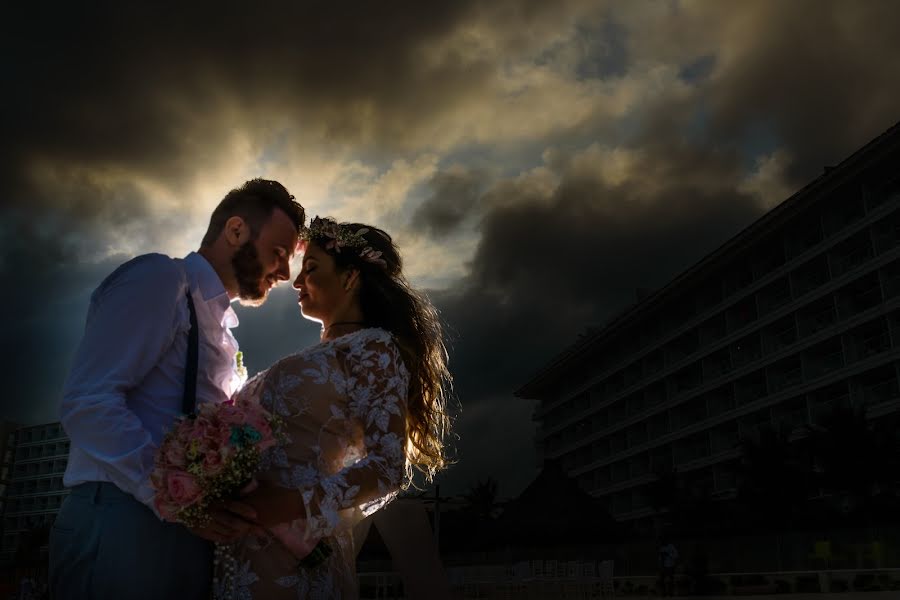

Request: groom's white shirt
left=61, top=251, right=240, bottom=515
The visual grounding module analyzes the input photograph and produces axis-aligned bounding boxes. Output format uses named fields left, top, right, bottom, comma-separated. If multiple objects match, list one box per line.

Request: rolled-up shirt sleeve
left=60, top=255, right=184, bottom=510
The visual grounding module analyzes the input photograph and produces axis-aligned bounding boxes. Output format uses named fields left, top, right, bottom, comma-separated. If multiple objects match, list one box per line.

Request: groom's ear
left=223, top=216, right=251, bottom=247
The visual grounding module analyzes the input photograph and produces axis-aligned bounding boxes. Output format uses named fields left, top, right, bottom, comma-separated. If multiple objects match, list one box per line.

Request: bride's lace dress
left=215, top=328, right=409, bottom=599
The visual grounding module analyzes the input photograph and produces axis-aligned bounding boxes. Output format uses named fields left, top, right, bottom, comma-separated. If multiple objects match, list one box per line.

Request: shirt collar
left=183, top=252, right=237, bottom=328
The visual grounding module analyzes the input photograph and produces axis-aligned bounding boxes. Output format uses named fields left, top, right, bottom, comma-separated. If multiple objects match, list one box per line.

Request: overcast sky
left=2, top=0, right=899, bottom=497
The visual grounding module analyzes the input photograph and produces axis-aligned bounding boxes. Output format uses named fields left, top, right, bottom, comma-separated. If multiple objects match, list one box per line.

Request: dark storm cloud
left=428, top=135, right=769, bottom=495
left=444, top=139, right=764, bottom=400
left=411, top=167, right=488, bottom=238
left=425, top=0, right=900, bottom=490
left=2, top=0, right=900, bottom=500
left=1, top=0, right=571, bottom=188
left=698, top=0, right=900, bottom=182
left=0, top=179, right=189, bottom=425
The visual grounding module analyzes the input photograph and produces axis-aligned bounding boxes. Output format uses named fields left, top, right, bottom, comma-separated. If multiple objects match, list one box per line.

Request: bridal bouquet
left=151, top=399, right=283, bottom=527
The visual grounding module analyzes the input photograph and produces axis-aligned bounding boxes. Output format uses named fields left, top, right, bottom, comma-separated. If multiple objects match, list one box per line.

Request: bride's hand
left=188, top=498, right=263, bottom=543
left=241, top=480, right=306, bottom=528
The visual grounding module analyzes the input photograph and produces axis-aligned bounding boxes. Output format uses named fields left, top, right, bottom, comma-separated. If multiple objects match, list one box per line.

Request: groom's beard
left=232, top=240, right=268, bottom=307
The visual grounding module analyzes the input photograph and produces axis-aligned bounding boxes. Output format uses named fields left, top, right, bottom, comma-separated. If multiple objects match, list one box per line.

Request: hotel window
left=829, top=230, right=874, bottom=278
left=625, top=392, right=644, bottom=417
left=835, top=272, right=882, bottom=319
left=723, top=261, right=754, bottom=297
left=735, top=370, right=767, bottom=405
left=639, top=318, right=662, bottom=347
left=643, top=349, right=665, bottom=375
left=751, top=239, right=786, bottom=280
left=709, top=422, right=739, bottom=454
left=855, top=364, right=899, bottom=409
left=809, top=381, right=850, bottom=425
left=772, top=396, right=808, bottom=432
left=870, top=207, right=900, bottom=254
left=589, top=386, right=606, bottom=408
left=798, top=296, right=837, bottom=338
left=768, top=356, right=803, bottom=393
left=667, top=330, right=700, bottom=364
left=881, top=258, right=900, bottom=299
left=674, top=432, right=710, bottom=465
left=647, top=412, right=670, bottom=438
left=626, top=423, right=648, bottom=448
left=803, top=337, right=845, bottom=380
left=791, top=254, right=830, bottom=298
left=650, top=445, right=672, bottom=471
left=629, top=453, right=650, bottom=478
left=738, top=409, right=773, bottom=441
left=610, top=461, right=630, bottom=484
left=632, top=487, right=650, bottom=510
left=699, top=313, right=728, bottom=345
left=593, top=467, right=610, bottom=487
left=623, top=362, right=643, bottom=388
left=867, top=173, right=900, bottom=210
left=609, top=431, right=627, bottom=453
left=645, top=381, right=667, bottom=408
left=612, top=492, right=632, bottom=514
left=609, top=399, right=627, bottom=424
left=591, top=410, right=609, bottom=432
left=592, top=440, right=610, bottom=461
left=703, top=348, right=732, bottom=379
left=762, top=316, right=797, bottom=354
left=757, top=276, right=792, bottom=315
left=726, top=297, right=758, bottom=333
left=670, top=363, right=702, bottom=396
left=696, top=281, right=724, bottom=313
left=786, top=215, right=824, bottom=259
left=822, top=186, right=865, bottom=237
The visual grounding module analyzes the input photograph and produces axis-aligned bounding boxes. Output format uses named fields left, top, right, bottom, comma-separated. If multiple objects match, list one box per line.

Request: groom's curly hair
left=201, top=178, right=305, bottom=247
left=306, top=222, right=454, bottom=483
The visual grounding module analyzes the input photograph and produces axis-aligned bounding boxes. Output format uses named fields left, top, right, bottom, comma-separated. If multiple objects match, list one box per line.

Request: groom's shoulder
left=95, top=253, right=184, bottom=296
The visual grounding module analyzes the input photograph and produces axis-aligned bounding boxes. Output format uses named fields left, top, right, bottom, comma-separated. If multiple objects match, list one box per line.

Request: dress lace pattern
left=214, top=328, right=409, bottom=599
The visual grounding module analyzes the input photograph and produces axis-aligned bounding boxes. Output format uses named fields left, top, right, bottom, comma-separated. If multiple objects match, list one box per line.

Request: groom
left=49, top=179, right=305, bottom=600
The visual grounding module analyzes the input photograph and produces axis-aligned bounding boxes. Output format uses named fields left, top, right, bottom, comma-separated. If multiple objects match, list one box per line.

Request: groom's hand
left=188, top=500, right=262, bottom=543
left=241, top=480, right=306, bottom=527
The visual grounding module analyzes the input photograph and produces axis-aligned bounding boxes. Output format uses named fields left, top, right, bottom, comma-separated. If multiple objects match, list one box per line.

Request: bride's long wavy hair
left=303, top=220, right=452, bottom=482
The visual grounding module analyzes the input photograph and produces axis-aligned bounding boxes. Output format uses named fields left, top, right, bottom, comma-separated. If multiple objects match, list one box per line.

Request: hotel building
left=516, top=123, right=900, bottom=523
left=0, top=423, right=70, bottom=565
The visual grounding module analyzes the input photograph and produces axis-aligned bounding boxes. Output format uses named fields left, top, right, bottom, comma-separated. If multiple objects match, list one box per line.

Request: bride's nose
left=292, top=272, right=303, bottom=289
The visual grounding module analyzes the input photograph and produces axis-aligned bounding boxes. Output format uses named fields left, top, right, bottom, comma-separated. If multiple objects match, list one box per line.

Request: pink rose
left=166, top=471, right=202, bottom=507
left=218, top=423, right=236, bottom=448
left=187, top=422, right=211, bottom=444
left=164, top=444, right=187, bottom=468
left=202, top=450, right=226, bottom=477
left=217, top=404, right=247, bottom=426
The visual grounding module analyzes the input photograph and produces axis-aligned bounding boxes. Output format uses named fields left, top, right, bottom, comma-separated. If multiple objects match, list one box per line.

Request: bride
left=214, top=217, right=452, bottom=599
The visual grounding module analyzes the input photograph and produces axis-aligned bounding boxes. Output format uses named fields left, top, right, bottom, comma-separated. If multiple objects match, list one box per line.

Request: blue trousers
left=49, top=482, right=212, bottom=600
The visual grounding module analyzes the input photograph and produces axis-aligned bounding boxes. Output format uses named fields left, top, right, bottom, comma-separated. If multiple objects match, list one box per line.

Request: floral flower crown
left=300, top=216, right=387, bottom=268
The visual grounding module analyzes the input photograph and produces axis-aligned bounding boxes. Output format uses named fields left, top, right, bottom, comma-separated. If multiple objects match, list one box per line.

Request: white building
left=0, top=423, right=70, bottom=565
left=517, top=122, right=900, bottom=528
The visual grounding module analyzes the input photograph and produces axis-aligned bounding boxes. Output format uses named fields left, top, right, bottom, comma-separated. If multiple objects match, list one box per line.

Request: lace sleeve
left=270, top=333, right=410, bottom=540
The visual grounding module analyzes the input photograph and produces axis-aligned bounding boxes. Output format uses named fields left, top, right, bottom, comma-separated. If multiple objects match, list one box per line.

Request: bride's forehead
left=299, top=242, right=332, bottom=261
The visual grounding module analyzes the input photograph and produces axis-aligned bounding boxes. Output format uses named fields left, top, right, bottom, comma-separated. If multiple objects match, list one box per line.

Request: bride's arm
left=245, top=337, right=409, bottom=532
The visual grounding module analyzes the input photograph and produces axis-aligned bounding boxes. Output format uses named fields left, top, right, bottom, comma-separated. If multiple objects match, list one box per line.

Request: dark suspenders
left=182, top=290, right=199, bottom=416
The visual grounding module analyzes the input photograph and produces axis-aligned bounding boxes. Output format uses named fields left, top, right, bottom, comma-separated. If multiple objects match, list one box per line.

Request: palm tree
left=734, top=425, right=813, bottom=530
left=463, top=477, right=500, bottom=520
left=806, top=405, right=899, bottom=520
